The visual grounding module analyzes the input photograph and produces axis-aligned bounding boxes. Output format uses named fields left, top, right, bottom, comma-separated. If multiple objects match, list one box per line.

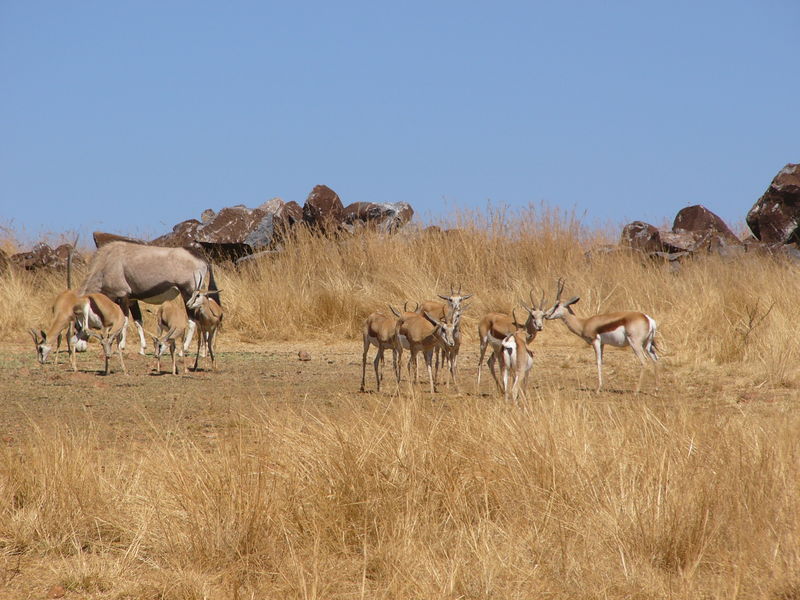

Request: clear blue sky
left=2, top=1, right=798, bottom=244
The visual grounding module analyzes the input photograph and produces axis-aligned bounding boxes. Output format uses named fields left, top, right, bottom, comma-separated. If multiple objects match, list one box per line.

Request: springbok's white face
left=437, top=288, right=472, bottom=313
left=524, top=307, right=546, bottom=331
left=424, top=311, right=460, bottom=348
left=545, top=296, right=580, bottom=321
left=151, top=335, right=168, bottom=357
left=186, top=291, right=205, bottom=311
left=29, top=330, right=52, bottom=364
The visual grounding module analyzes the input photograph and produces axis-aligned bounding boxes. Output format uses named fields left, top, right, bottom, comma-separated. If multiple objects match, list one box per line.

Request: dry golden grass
left=1, top=205, right=799, bottom=598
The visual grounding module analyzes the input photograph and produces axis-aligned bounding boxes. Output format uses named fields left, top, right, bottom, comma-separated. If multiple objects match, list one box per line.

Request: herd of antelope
left=363, top=279, right=659, bottom=400
left=28, top=241, right=659, bottom=396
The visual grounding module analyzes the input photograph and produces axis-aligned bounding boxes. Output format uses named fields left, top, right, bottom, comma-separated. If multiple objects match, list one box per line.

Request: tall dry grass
left=2, top=205, right=800, bottom=598
left=1, top=393, right=799, bottom=598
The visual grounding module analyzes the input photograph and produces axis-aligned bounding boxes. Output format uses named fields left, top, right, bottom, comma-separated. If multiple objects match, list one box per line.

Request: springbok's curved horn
left=539, top=289, right=547, bottom=310
left=555, top=278, right=566, bottom=302
left=512, top=308, right=521, bottom=327
left=389, top=305, right=402, bottom=318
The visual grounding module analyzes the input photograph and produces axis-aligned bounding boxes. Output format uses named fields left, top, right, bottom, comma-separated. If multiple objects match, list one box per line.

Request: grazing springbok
left=73, top=293, right=128, bottom=375
left=501, top=329, right=534, bottom=403
left=30, top=289, right=82, bottom=368
left=544, top=279, right=659, bottom=393
left=391, top=306, right=459, bottom=394
left=150, top=296, right=189, bottom=375
left=360, top=311, right=399, bottom=392
left=476, top=289, right=548, bottom=394
left=186, top=288, right=223, bottom=371
left=78, top=241, right=219, bottom=355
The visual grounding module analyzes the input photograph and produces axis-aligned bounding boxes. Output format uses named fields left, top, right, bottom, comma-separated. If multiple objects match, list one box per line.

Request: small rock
left=298, top=351, right=311, bottom=361
left=48, top=584, right=66, bottom=598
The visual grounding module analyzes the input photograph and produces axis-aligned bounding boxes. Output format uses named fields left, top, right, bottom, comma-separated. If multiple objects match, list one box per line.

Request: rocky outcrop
left=10, top=243, right=83, bottom=271
left=341, top=202, right=414, bottom=232
left=620, top=221, right=664, bottom=253
left=746, top=164, right=800, bottom=244
left=302, top=185, right=344, bottom=232
left=150, top=220, right=202, bottom=247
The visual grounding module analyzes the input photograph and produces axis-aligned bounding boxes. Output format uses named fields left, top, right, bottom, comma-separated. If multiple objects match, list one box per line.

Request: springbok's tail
left=646, top=316, right=659, bottom=360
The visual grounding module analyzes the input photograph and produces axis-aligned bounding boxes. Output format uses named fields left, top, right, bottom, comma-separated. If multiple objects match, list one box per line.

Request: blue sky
left=1, top=1, right=798, bottom=244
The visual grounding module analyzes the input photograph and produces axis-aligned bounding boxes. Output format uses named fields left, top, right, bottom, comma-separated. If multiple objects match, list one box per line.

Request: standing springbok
left=30, top=289, right=82, bottom=368
left=79, top=241, right=219, bottom=355
left=417, top=285, right=472, bottom=386
left=501, top=329, right=534, bottom=403
left=544, top=279, right=658, bottom=393
left=150, top=296, right=189, bottom=375
left=476, top=289, right=548, bottom=395
left=360, top=311, right=399, bottom=392
left=73, top=293, right=128, bottom=375
left=186, top=288, right=223, bottom=371
left=391, top=307, right=459, bottom=394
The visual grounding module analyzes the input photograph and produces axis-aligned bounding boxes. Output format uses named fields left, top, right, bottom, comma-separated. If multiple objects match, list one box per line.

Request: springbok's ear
left=462, top=293, right=473, bottom=301
left=437, top=294, right=449, bottom=302
left=565, top=296, right=580, bottom=306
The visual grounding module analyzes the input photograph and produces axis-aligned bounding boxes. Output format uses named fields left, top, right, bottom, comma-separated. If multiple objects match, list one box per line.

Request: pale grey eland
left=78, top=241, right=220, bottom=354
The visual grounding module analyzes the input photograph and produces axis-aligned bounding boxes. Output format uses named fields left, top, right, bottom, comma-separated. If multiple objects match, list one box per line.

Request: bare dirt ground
left=2, top=334, right=790, bottom=444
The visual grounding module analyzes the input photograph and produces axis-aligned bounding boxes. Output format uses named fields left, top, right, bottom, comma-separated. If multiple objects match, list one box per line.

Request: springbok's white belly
left=599, top=326, right=627, bottom=347
left=487, top=332, right=506, bottom=350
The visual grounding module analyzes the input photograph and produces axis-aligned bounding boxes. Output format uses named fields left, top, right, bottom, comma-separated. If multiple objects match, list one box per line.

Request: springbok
left=73, top=293, right=128, bottom=375
left=360, top=311, right=398, bottom=392
left=78, top=241, right=219, bottom=355
left=417, top=285, right=472, bottom=386
left=150, top=296, right=189, bottom=375
left=545, top=279, right=658, bottom=393
left=186, top=288, right=223, bottom=371
left=476, top=289, right=548, bottom=394
left=501, top=329, right=534, bottom=403
left=30, top=289, right=82, bottom=369
left=392, top=307, right=459, bottom=394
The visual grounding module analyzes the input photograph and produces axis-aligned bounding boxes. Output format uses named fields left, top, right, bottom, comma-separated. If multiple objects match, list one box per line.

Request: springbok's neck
left=560, top=310, right=587, bottom=338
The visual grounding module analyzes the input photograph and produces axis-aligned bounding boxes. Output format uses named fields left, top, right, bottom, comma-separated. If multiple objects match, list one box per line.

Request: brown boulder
left=10, top=243, right=61, bottom=270
left=151, top=219, right=202, bottom=247
left=341, top=202, right=414, bottom=232
left=746, top=163, right=800, bottom=244
left=673, top=205, right=740, bottom=243
left=194, top=205, right=267, bottom=245
left=620, top=221, right=664, bottom=253
left=302, top=185, right=343, bottom=232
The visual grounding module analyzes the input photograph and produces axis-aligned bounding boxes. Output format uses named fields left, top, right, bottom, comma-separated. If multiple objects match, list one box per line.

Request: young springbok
left=476, top=289, right=547, bottom=394
left=73, top=293, right=128, bottom=375
left=151, top=296, right=189, bottom=375
left=360, top=311, right=398, bottom=392
left=501, top=329, right=534, bottom=403
left=186, top=288, right=223, bottom=371
left=391, top=307, right=459, bottom=394
left=30, top=289, right=82, bottom=369
left=544, top=279, right=658, bottom=393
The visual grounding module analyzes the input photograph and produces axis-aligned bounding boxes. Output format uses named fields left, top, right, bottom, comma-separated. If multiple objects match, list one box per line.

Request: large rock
left=10, top=243, right=82, bottom=271
left=341, top=202, right=414, bottom=232
left=302, top=185, right=344, bottom=232
left=274, top=201, right=304, bottom=237
left=673, top=205, right=740, bottom=244
left=194, top=205, right=268, bottom=245
left=620, top=221, right=664, bottom=253
left=151, top=219, right=202, bottom=247
left=746, top=163, right=800, bottom=244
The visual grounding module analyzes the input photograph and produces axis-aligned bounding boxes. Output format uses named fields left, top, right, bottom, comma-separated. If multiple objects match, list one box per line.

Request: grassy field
left=1, top=207, right=799, bottom=599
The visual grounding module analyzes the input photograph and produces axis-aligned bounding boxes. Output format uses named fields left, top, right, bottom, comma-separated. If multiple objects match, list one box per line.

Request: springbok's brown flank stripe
left=596, top=318, right=627, bottom=334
